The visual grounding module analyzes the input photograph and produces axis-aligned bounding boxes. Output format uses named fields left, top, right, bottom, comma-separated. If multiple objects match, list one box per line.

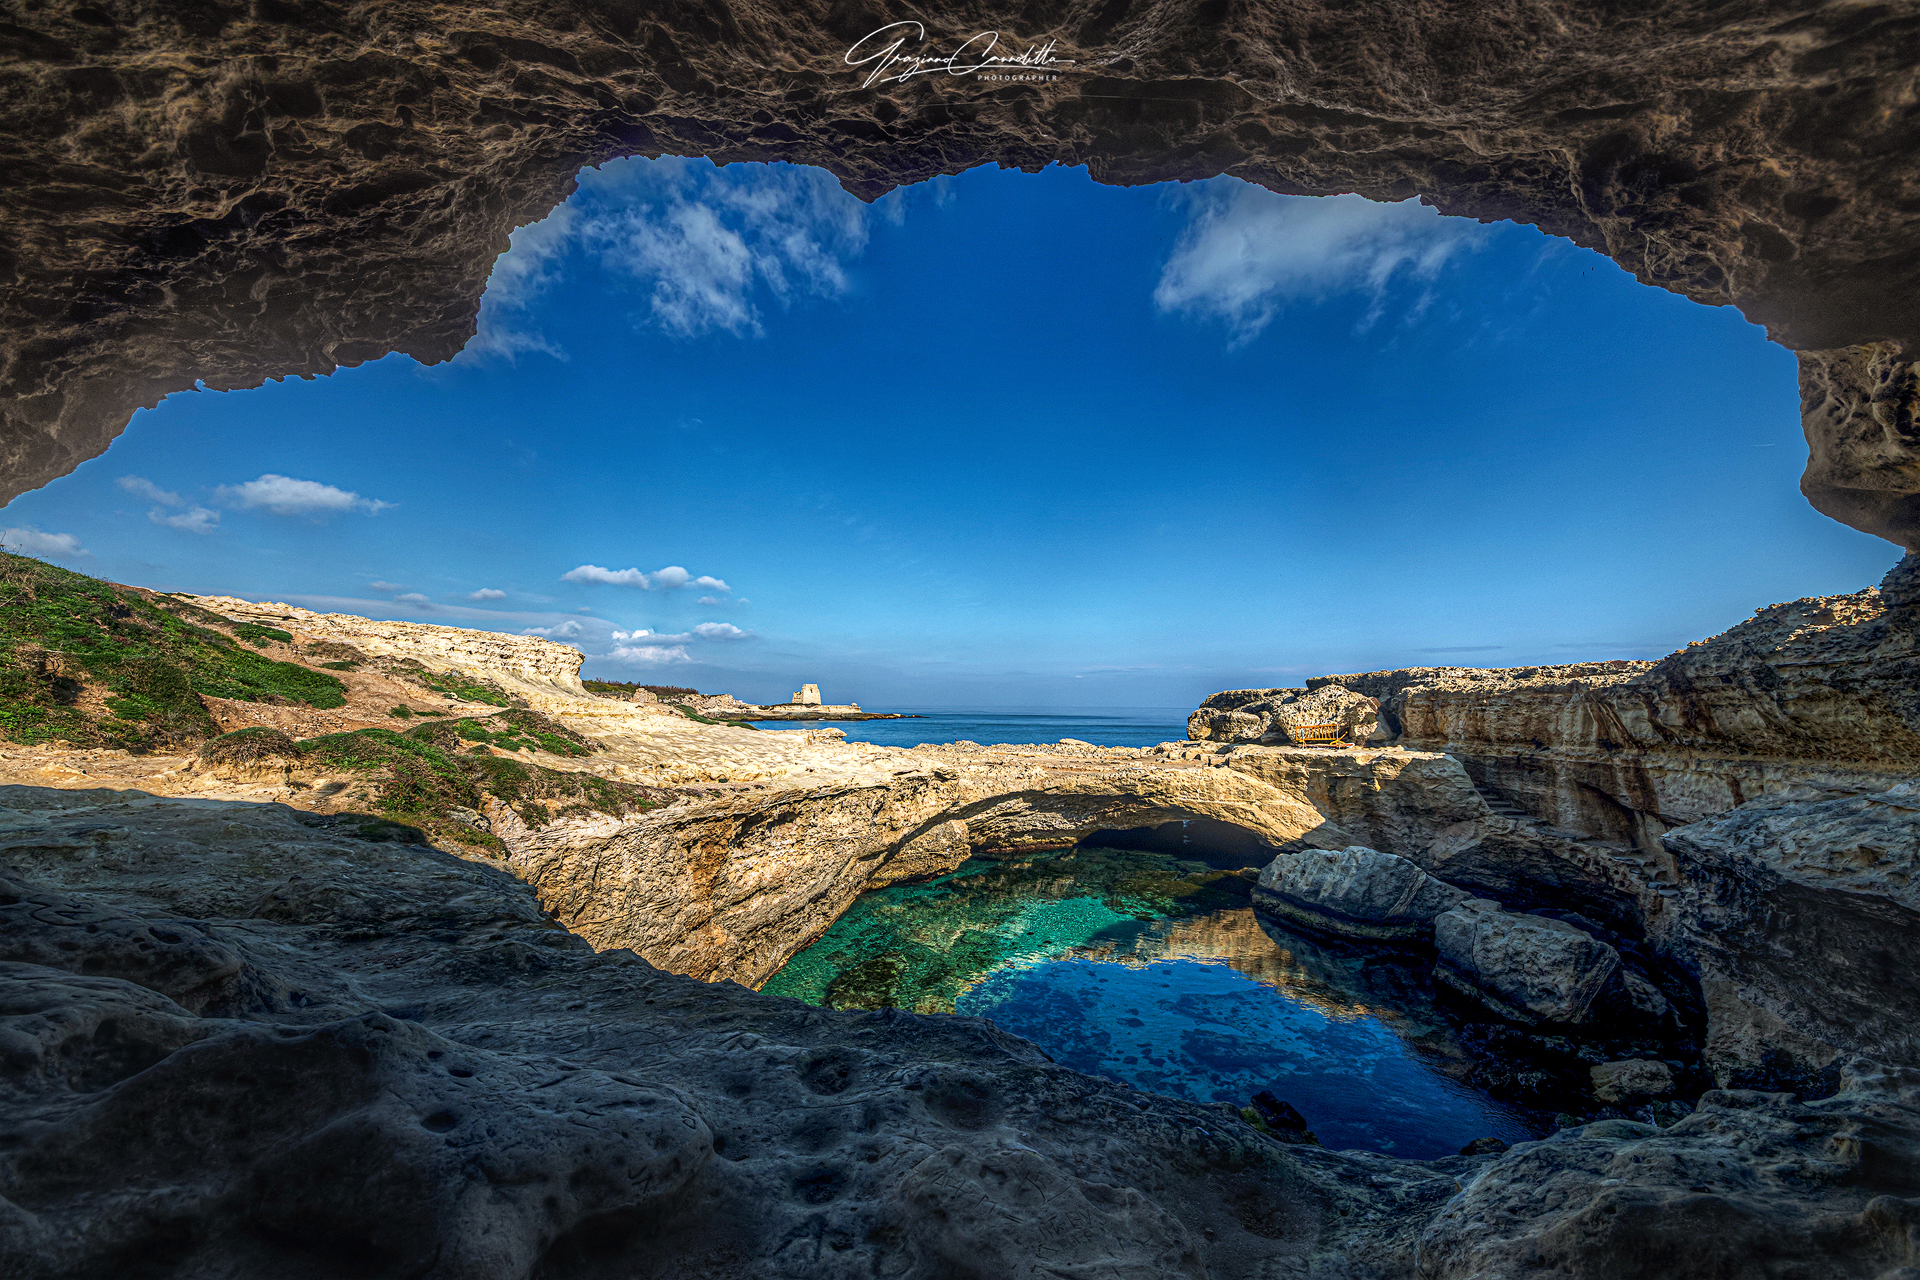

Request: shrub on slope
left=0, top=552, right=346, bottom=751
left=196, top=725, right=664, bottom=850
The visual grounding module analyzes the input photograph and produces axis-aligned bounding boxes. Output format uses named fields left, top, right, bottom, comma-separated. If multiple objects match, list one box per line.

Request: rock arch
left=2, top=0, right=1917, bottom=545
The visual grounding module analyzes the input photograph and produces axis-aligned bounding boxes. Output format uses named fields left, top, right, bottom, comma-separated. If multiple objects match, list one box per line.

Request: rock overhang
left=1, top=0, right=1918, bottom=545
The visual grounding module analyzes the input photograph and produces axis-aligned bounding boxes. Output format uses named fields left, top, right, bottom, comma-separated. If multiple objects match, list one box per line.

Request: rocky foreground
left=2, top=557, right=1918, bottom=1278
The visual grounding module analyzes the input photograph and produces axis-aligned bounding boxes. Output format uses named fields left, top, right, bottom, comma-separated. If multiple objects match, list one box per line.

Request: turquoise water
left=749, top=707, right=1191, bottom=749
left=763, top=846, right=1541, bottom=1159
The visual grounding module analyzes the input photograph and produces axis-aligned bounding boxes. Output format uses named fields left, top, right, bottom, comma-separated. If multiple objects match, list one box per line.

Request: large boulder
left=1654, top=779, right=1920, bottom=1093
left=1253, top=845, right=1469, bottom=941
left=1433, top=900, right=1621, bottom=1025
left=1188, top=686, right=1380, bottom=746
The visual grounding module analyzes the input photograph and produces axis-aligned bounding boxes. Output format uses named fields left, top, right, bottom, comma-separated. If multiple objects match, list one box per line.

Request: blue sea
left=749, top=706, right=1192, bottom=750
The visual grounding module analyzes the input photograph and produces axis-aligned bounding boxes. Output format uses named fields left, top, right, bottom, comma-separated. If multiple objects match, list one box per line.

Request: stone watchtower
left=791, top=683, right=821, bottom=705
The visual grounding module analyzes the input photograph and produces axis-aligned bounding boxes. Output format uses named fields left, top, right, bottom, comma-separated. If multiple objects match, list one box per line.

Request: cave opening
left=3, top=155, right=1888, bottom=706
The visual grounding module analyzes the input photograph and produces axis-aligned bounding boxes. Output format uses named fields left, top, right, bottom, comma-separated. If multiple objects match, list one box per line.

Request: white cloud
left=696, top=596, right=725, bottom=606
left=393, top=592, right=434, bottom=607
left=563, top=564, right=648, bottom=587
left=693, top=622, right=753, bottom=641
left=610, top=627, right=693, bottom=643
left=214, top=474, right=394, bottom=518
left=523, top=619, right=587, bottom=639
left=467, top=588, right=507, bottom=601
left=604, top=643, right=691, bottom=665
left=1, top=526, right=88, bottom=559
left=1154, top=183, right=1484, bottom=345
left=461, top=205, right=579, bottom=363
left=117, top=475, right=181, bottom=505
left=562, top=563, right=725, bottom=591
left=150, top=506, right=220, bottom=534
left=650, top=565, right=693, bottom=589
left=369, top=580, right=405, bottom=592
left=464, top=158, right=877, bottom=353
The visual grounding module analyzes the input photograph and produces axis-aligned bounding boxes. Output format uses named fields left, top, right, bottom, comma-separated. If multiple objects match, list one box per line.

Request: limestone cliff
left=190, top=596, right=592, bottom=697
left=1314, top=554, right=1920, bottom=851
left=2, top=1, right=1919, bottom=544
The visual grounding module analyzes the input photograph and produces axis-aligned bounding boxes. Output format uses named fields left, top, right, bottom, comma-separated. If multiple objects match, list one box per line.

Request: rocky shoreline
left=2, top=557, right=1917, bottom=1278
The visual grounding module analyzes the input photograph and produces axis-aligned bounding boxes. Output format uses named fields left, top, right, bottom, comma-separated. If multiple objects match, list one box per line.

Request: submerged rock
left=1433, top=900, right=1621, bottom=1025
left=1253, top=845, right=1468, bottom=941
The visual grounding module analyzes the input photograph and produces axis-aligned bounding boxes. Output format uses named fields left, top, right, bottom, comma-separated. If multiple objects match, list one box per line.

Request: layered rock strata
left=1314, top=554, right=1920, bottom=854
left=2, top=2, right=1920, bottom=546
left=1279, top=560, right=1920, bottom=1094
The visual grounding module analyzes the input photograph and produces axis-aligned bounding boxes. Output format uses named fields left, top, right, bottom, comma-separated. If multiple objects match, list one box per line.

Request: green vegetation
left=670, top=703, right=756, bottom=729
left=319, top=660, right=357, bottom=671
left=0, top=552, right=347, bottom=751
left=231, top=622, right=294, bottom=649
left=414, top=669, right=513, bottom=706
left=196, top=723, right=659, bottom=847
left=402, top=707, right=599, bottom=758
left=582, top=678, right=640, bottom=697
left=582, top=679, right=701, bottom=699
left=389, top=705, right=413, bottom=718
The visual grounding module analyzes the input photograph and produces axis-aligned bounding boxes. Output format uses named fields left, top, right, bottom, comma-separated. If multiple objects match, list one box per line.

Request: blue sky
left=1, top=159, right=1897, bottom=708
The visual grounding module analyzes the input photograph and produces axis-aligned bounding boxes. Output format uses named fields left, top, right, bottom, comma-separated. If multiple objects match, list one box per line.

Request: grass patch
left=0, top=552, right=346, bottom=751
left=197, top=725, right=662, bottom=843
left=379, top=657, right=519, bottom=708
left=671, top=703, right=754, bottom=729
left=320, top=660, right=357, bottom=671
left=403, top=708, right=599, bottom=758
left=231, top=622, right=294, bottom=648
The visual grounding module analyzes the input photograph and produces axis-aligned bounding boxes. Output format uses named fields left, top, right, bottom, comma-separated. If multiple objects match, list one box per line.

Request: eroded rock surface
left=0, top=785, right=1334, bottom=1279
left=2, top=2, right=1919, bottom=543
left=5, top=784, right=1917, bottom=1280
left=1252, top=844, right=1467, bottom=941
left=1189, top=686, right=1380, bottom=747
left=1416, top=1062, right=1920, bottom=1280
left=1433, top=899, right=1622, bottom=1026
left=1657, top=778, right=1920, bottom=1094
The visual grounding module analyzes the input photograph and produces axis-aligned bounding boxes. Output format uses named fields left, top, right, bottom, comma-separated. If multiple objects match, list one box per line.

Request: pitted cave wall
left=2, top=0, right=1919, bottom=544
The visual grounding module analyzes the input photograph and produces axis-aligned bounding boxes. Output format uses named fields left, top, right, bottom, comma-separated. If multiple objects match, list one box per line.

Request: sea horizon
left=750, top=705, right=1195, bottom=750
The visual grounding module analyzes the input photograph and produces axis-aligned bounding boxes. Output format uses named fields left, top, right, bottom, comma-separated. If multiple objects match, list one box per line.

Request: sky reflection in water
left=762, top=846, right=1539, bottom=1159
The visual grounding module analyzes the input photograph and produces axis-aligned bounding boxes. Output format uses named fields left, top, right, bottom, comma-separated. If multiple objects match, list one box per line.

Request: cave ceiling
left=2, top=0, right=1917, bottom=547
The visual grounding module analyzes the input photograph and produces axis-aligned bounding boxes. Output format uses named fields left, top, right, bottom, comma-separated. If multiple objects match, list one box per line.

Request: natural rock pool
left=763, top=843, right=1550, bottom=1159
